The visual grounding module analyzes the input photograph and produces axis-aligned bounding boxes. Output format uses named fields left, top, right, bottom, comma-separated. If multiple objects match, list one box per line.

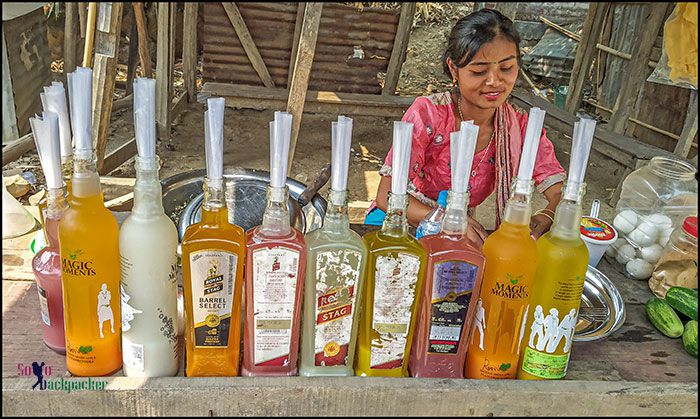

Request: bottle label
left=189, top=250, right=237, bottom=348
left=370, top=253, right=421, bottom=369
left=123, top=340, right=145, bottom=372
left=37, top=286, right=50, bottom=326
left=525, top=304, right=578, bottom=354
left=427, top=261, right=479, bottom=355
left=120, top=283, right=143, bottom=333
left=252, top=247, right=300, bottom=366
left=520, top=346, right=569, bottom=379
left=313, top=249, right=362, bottom=367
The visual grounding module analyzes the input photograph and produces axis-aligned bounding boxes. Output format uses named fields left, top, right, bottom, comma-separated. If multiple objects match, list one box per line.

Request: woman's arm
left=529, top=181, right=563, bottom=238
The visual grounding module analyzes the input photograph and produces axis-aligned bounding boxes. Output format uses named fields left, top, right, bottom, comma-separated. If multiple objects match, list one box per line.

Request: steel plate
left=574, top=265, right=626, bottom=341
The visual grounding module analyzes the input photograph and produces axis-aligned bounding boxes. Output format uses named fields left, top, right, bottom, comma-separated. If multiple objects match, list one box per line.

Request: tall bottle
left=517, top=118, right=596, bottom=380
left=300, top=116, right=367, bottom=376
left=242, top=111, right=307, bottom=376
left=38, top=82, right=73, bottom=240
left=355, top=121, right=427, bottom=377
left=119, top=78, right=179, bottom=377
left=409, top=122, right=485, bottom=378
left=464, top=107, right=547, bottom=379
left=30, top=111, right=68, bottom=353
left=59, top=67, right=122, bottom=376
left=181, top=98, right=245, bottom=376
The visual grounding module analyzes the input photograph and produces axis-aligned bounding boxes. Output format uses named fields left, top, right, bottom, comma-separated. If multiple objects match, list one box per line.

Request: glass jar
left=606, top=157, right=697, bottom=280
left=649, top=216, right=698, bottom=297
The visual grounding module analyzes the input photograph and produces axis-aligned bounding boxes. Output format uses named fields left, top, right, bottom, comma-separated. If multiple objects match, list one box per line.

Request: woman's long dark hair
left=441, top=9, right=522, bottom=78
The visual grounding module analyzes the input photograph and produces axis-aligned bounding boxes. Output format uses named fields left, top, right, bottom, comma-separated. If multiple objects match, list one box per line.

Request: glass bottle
left=32, top=187, right=68, bottom=353
left=355, top=192, right=427, bottom=377
left=38, top=158, right=73, bottom=242
left=516, top=183, right=589, bottom=380
left=59, top=151, right=122, bottom=376
left=464, top=179, right=538, bottom=379
left=242, top=185, right=307, bottom=376
left=120, top=156, right=180, bottom=377
left=409, top=190, right=485, bottom=378
left=181, top=177, right=246, bottom=376
left=299, top=189, right=367, bottom=376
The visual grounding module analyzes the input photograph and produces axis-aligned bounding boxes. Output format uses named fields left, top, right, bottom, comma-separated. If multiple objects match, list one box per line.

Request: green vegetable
left=666, top=287, right=698, bottom=321
left=646, top=297, right=684, bottom=338
left=682, top=320, right=698, bottom=358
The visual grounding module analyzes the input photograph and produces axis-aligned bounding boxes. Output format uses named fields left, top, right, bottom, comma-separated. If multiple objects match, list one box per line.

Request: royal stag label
left=428, top=261, right=479, bottom=355
left=189, top=250, right=236, bottom=348
left=370, top=253, right=420, bottom=369
left=252, top=247, right=300, bottom=366
left=313, top=249, right=362, bottom=367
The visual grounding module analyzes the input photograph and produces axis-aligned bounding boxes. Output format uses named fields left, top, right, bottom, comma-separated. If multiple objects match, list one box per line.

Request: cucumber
left=645, top=297, right=684, bottom=338
left=666, top=287, right=698, bottom=321
left=682, top=320, right=698, bottom=358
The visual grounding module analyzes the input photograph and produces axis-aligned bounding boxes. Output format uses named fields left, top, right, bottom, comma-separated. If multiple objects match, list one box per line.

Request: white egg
left=605, top=245, right=618, bottom=258
left=640, top=244, right=664, bottom=264
left=647, top=213, right=673, bottom=230
left=613, top=210, right=639, bottom=235
left=637, top=220, right=660, bottom=240
left=628, top=227, right=656, bottom=247
left=659, top=233, right=671, bottom=247
left=616, top=243, right=637, bottom=264
left=626, top=258, right=654, bottom=280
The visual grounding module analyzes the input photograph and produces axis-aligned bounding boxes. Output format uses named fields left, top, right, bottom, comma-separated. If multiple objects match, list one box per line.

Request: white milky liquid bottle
left=119, top=78, right=179, bottom=377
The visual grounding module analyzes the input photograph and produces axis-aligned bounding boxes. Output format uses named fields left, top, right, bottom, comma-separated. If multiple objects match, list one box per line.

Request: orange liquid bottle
left=181, top=98, right=245, bottom=376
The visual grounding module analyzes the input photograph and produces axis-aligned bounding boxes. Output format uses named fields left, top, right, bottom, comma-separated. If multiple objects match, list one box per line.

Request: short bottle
left=416, top=190, right=448, bottom=239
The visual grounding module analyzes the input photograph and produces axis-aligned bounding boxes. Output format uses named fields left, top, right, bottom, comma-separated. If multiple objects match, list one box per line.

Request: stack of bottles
left=26, top=71, right=602, bottom=379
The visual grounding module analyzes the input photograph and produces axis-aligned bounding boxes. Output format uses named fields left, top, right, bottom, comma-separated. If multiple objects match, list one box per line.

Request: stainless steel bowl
left=574, top=265, right=626, bottom=341
left=161, top=167, right=327, bottom=241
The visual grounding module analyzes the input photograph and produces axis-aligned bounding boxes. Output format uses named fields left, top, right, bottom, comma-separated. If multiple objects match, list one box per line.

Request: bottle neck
left=62, top=155, right=73, bottom=186
left=550, top=182, right=585, bottom=240
left=323, top=189, right=350, bottom=233
left=132, top=157, right=165, bottom=218
left=262, top=186, right=291, bottom=235
left=441, top=191, right=469, bottom=235
left=381, top=192, right=409, bottom=236
left=44, top=187, right=67, bottom=248
left=70, top=151, right=103, bottom=202
left=201, top=177, right=228, bottom=224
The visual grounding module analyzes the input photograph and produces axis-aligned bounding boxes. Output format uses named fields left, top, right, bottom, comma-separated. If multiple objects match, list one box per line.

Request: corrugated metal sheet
left=201, top=2, right=400, bottom=94
left=3, top=7, right=52, bottom=136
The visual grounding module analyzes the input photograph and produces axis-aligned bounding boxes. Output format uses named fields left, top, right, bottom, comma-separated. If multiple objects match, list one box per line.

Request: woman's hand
left=467, top=216, right=489, bottom=249
left=530, top=213, right=554, bottom=239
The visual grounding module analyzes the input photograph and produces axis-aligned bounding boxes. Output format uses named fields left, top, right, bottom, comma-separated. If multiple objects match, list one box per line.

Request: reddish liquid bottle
left=409, top=191, right=485, bottom=378
left=242, top=185, right=307, bottom=376
left=32, top=189, right=68, bottom=353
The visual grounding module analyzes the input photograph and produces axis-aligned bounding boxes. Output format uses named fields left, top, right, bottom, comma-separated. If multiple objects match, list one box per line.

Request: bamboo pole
left=82, top=2, right=98, bottom=67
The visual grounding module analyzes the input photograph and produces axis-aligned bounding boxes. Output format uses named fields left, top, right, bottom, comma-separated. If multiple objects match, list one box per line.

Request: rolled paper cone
left=516, top=107, right=546, bottom=183
left=390, top=121, right=413, bottom=195
left=331, top=115, right=353, bottom=192
left=30, top=112, right=62, bottom=190
left=67, top=67, right=93, bottom=153
left=451, top=121, right=479, bottom=194
left=565, top=117, right=597, bottom=201
left=41, top=82, right=73, bottom=158
left=133, top=77, right=157, bottom=159
left=205, top=98, right=225, bottom=180
left=270, top=111, right=293, bottom=188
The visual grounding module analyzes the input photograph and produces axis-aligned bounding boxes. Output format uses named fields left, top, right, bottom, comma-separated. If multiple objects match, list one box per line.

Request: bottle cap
left=683, top=216, right=698, bottom=238
left=437, top=190, right=448, bottom=207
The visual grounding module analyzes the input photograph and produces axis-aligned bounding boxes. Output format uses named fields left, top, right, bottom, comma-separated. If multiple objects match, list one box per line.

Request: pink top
left=376, top=92, right=565, bottom=217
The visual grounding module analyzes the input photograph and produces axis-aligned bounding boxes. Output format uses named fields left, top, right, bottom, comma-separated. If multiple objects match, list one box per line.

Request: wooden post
left=286, top=2, right=323, bottom=174
left=183, top=3, right=198, bottom=102
left=2, top=29, right=19, bottom=144
left=156, top=2, right=173, bottom=140
left=133, top=2, right=153, bottom=78
left=82, top=2, right=98, bottom=67
left=222, top=2, right=276, bottom=88
left=64, top=2, right=78, bottom=76
left=78, top=2, right=87, bottom=38
left=382, top=2, right=415, bottom=96
left=92, top=2, right=124, bottom=172
left=674, top=90, right=698, bottom=158
left=608, top=4, right=667, bottom=134
left=126, top=14, right=139, bottom=95
left=288, top=2, right=306, bottom=88
left=564, top=3, right=610, bottom=114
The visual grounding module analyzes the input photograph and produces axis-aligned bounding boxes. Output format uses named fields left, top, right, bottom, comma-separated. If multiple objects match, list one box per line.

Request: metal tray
left=574, top=265, right=626, bottom=342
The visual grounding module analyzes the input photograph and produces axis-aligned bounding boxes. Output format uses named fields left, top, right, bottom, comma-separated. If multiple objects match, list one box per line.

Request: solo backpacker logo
left=18, top=362, right=107, bottom=393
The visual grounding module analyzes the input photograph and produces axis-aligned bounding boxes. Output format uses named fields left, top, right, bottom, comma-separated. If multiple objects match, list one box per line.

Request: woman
left=365, top=9, right=565, bottom=246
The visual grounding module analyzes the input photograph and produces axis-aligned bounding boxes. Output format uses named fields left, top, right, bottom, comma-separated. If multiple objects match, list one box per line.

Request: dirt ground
left=5, top=3, right=625, bottom=230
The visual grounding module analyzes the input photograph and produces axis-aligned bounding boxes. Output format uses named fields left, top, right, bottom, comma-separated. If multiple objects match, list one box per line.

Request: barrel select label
left=313, top=249, right=362, bottom=367
left=37, top=286, right=51, bottom=326
left=370, top=253, right=420, bottom=369
left=427, top=261, right=478, bottom=355
left=189, top=250, right=236, bottom=348
left=252, top=247, right=300, bottom=366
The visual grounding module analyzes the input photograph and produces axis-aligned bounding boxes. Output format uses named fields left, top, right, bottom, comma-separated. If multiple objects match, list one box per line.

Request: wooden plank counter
left=2, top=224, right=697, bottom=416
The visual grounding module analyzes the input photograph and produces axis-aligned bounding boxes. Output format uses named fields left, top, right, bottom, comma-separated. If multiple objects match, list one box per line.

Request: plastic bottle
left=416, top=190, right=448, bottom=239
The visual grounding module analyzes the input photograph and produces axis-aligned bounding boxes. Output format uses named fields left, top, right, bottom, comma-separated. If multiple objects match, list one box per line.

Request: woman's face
left=448, top=36, right=519, bottom=110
